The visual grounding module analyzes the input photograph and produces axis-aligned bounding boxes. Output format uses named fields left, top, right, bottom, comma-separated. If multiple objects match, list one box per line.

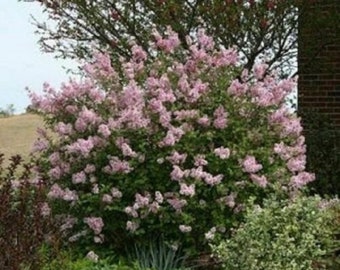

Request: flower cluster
left=29, top=27, right=314, bottom=256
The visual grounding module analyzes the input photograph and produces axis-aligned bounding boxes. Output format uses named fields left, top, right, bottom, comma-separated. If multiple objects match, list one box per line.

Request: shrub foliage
left=29, top=28, right=315, bottom=259
left=211, top=195, right=339, bottom=270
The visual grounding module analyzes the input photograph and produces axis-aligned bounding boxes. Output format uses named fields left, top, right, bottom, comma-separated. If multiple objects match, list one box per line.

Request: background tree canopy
left=29, top=0, right=337, bottom=78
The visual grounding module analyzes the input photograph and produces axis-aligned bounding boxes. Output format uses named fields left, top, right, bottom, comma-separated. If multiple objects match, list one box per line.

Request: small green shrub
left=211, top=195, right=339, bottom=270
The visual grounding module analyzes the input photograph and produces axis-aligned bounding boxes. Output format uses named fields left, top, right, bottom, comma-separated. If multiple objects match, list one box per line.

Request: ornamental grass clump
left=28, top=27, right=315, bottom=261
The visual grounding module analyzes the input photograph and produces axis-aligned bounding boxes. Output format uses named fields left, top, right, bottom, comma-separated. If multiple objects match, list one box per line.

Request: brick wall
left=298, top=0, right=340, bottom=128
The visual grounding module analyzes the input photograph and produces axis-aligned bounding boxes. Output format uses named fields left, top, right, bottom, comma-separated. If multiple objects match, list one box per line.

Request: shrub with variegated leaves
left=28, top=27, right=314, bottom=259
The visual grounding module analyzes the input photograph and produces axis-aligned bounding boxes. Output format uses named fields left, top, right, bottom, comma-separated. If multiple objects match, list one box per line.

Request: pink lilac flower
left=278, top=78, right=296, bottom=94
left=213, top=47, right=238, bottom=67
left=124, top=206, right=139, bottom=218
left=91, top=135, right=106, bottom=148
left=167, top=198, right=187, bottom=211
left=121, top=81, right=144, bottom=107
left=148, top=98, right=166, bottom=113
left=179, top=225, right=192, bottom=233
left=271, top=86, right=286, bottom=105
left=281, top=117, right=303, bottom=137
left=120, top=143, right=138, bottom=157
left=166, top=151, right=188, bottom=165
left=135, top=193, right=150, bottom=208
left=70, top=112, right=84, bottom=130
left=122, top=62, right=135, bottom=79
left=227, top=79, right=248, bottom=96
left=194, top=154, right=208, bottom=166
left=85, top=52, right=116, bottom=78
left=67, top=138, right=94, bottom=157
left=158, top=110, right=172, bottom=128
left=103, top=157, right=133, bottom=174
left=174, top=110, right=199, bottom=121
left=111, top=187, right=122, bottom=198
left=155, top=191, right=164, bottom=203
left=92, top=184, right=99, bottom=194
left=197, top=115, right=211, bottom=126
left=159, top=127, right=185, bottom=147
left=86, top=251, right=99, bottom=262
left=102, top=194, right=113, bottom=203
left=224, top=193, right=237, bottom=208
left=148, top=201, right=160, bottom=214
left=49, top=152, right=60, bottom=166
left=250, top=174, right=268, bottom=187
left=84, top=164, right=96, bottom=174
left=256, top=90, right=275, bottom=107
left=204, top=174, right=224, bottom=186
left=190, top=166, right=205, bottom=180
left=84, top=217, right=104, bottom=235
left=54, top=122, right=73, bottom=135
left=290, top=172, right=315, bottom=188
left=274, top=142, right=291, bottom=160
left=286, top=155, right=306, bottom=172
left=268, top=106, right=289, bottom=124
left=126, top=221, right=139, bottom=232
left=179, top=183, right=196, bottom=197
left=61, top=162, right=71, bottom=174
left=118, top=107, right=150, bottom=129
left=62, top=188, right=79, bottom=201
left=72, top=171, right=87, bottom=184
left=88, top=87, right=106, bottom=104
left=242, top=155, right=263, bottom=173
left=197, top=28, right=214, bottom=50
left=48, top=166, right=62, bottom=180
left=31, top=138, right=49, bottom=153
left=213, top=106, right=228, bottom=129
left=157, top=85, right=176, bottom=103
left=47, top=184, right=64, bottom=199
left=94, top=234, right=104, bottom=244
left=131, top=45, right=147, bottom=62
left=146, top=76, right=159, bottom=90
left=98, top=124, right=111, bottom=138
left=185, top=80, right=208, bottom=103
left=205, top=227, right=216, bottom=240
left=214, top=147, right=231, bottom=159
left=253, top=63, right=268, bottom=79
left=153, top=26, right=180, bottom=53
left=184, top=59, right=197, bottom=73
left=178, top=74, right=190, bottom=92
left=170, top=165, right=188, bottom=181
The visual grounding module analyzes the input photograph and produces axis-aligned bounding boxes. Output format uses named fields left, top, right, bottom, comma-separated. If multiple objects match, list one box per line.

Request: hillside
left=0, top=114, right=44, bottom=166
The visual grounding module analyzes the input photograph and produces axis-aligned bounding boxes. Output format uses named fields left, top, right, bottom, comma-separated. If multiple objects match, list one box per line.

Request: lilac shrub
left=29, top=28, right=314, bottom=257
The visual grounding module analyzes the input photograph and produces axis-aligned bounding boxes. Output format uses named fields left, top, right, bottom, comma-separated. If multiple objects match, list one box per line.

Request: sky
left=0, top=1, right=77, bottom=114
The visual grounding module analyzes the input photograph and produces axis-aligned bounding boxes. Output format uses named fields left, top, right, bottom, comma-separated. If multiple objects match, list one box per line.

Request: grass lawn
left=0, top=113, right=44, bottom=166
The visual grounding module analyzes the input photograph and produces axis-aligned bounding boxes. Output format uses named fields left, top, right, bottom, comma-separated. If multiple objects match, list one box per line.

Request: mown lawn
left=0, top=113, right=43, bottom=166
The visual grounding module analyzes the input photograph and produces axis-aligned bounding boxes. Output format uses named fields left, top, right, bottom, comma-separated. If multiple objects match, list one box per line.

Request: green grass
left=0, top=113, right=44, bottom=166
